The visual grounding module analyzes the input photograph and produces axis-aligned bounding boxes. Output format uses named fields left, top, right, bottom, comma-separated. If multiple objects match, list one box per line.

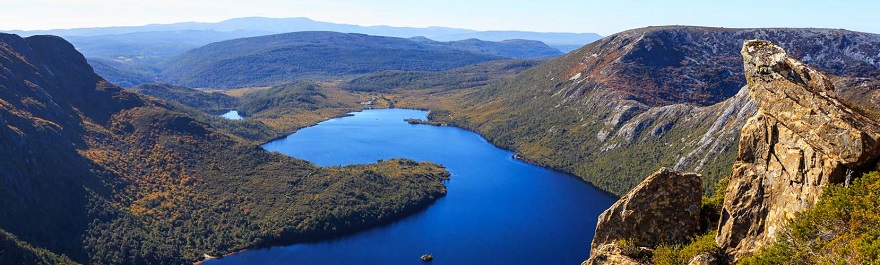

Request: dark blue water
left=204, top=109, right=616, bottom=265
left=221, top=110, right=243, bottom=120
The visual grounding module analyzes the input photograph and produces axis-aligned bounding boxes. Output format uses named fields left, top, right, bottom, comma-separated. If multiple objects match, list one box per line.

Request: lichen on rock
left=586, top=167, right=702, bottom=264
left=583, top=243, right=646, bottom=265
left=716, top=39, right=880, bottom=259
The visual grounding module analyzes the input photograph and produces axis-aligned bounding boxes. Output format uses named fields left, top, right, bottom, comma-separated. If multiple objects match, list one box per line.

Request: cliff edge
left=586, top=39, right=880, bottom=264
left=716, top=39, right=880, bottom=258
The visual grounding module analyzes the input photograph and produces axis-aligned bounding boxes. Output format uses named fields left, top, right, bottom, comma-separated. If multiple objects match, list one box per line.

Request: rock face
left=586, top=168, right=702, bottom=263
left=434, top=27, right=880, bottom=197
left=716, top=40, right=880, bottom=258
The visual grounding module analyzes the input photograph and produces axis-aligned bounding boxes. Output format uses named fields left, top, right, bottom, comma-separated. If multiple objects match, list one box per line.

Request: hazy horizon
left=2, top=0, right=879, bottom=36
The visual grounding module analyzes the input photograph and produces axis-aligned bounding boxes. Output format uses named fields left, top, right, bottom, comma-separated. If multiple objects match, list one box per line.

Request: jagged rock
left=743, top=40, right=880, bottom=167
left=716, top=40, right=880, bottom=258
left=674, top=86, right=757, bottom=172
left=586, top=168, right=702, bottom=264
left=582, top=244, right=645, bottom=265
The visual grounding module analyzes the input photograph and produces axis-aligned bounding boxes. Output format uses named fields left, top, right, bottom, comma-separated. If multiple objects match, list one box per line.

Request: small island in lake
left=405, top=118, right=444, bottom=126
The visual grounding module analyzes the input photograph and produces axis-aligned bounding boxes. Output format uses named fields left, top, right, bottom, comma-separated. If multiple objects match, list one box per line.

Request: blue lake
left=204, top=108, right=617, bottom=265
left=221, top=110, right=244, bottom=120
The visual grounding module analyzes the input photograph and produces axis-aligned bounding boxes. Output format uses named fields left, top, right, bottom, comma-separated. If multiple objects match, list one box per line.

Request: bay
left=204, top=108, right=616, bottom=265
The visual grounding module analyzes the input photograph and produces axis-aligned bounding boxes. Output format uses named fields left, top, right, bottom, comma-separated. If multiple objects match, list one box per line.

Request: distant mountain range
left=3, top=17, right=589, bottom=88
left=5, top=17, right=601, bottom=52
left=157, top=31, right=559, bottom=88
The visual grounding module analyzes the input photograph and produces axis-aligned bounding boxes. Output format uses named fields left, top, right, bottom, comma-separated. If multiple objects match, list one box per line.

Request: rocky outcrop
left=583, top=243, right=646, bottom=265
left=716, top=40, right=880, bottom=258
left=586, top=168, right=702, bottom=264
left=436, top=27, right=880, bottom=197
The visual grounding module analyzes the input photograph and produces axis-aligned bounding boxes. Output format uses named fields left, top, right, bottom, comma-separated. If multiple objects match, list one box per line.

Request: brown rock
left=687, top=252, right=719, bottom=265
left=741, top=40, right=880, bottom=167
left=716, top=40, right=880, bottom=258
left=585, top=168, right=702, bottom=264
left=582, top=244, right=645, bottom=265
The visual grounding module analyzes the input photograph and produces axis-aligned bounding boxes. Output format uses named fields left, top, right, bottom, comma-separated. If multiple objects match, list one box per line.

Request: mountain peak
left=548, top=26, right=880, bottom=106
left=0, top=33, right=144, bottom=126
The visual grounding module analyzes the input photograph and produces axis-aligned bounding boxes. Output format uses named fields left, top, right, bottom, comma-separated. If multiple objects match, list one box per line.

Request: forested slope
left=0, top=33, right=449, bottom=264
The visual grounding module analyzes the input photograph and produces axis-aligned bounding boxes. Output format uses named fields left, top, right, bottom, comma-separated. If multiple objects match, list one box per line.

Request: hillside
left=343, top=58, right=545, bottom=93
left=0, top=228, right=77, bottom=264
left=94, top=35, right=557, bottom=88
left=410, top=37, right=563, bottom=58
left=130, top=83, right=239, bottom=114
left=87, top=58, right=163, bottom=88
left=402, top=27, right=880, bottom=195
left=0, top=33, right=450, bottom=264
left=585, top=39, right=880, bottom=264
left=64, top=30, right=263, bottom=59
left=65, top=30, right=259, bottom=87
left=234, top=81, right=375, bottom=133
left=126, top=82, right=380, bottom=140
left=158, top=31, right=508, bottom=88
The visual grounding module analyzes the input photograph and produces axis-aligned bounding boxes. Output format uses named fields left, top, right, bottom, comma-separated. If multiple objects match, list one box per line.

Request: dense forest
left=0, top=228, right=77, bottom=264
left=410, top=37, right=563, bottom=58
left=343, top=59, right=544, bottom=93
left=121, top=81, right=373, bottom=142
left=0, top=33, right=451, bottom=264
left=131, top=83, right=239, bottom=114
left=234, top=81, right=371, bottom=134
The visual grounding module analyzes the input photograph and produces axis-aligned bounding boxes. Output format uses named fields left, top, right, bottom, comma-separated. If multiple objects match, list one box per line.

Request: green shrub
left=615, top=238, right=652, bottom=262
left=700, top=177, right=729, bottom=232
left=742, top=171, right=880, bottom=264
left=617, top=238, right=641, bottom=257
left=651, top=231, right=719, bottom=265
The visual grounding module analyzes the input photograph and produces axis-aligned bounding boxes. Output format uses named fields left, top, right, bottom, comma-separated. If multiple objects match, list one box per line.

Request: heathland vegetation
left=0, top=33, right=450, bottom=264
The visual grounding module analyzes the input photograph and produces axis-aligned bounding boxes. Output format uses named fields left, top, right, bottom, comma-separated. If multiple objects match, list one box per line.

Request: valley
left=1, top=11, right=880, bottom=265
left=200, top=108, right=616, bottom=265
left=0, top=33, right=450, bottom=264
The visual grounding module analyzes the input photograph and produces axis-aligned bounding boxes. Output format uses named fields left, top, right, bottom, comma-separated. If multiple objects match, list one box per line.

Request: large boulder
left=716, top=40, right=880, bottom=258
left=585, top=168, right=702, bottom=264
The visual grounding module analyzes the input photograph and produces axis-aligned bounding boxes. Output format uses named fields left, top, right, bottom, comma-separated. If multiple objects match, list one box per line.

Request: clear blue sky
left=1, top=0, right=878, bottom=35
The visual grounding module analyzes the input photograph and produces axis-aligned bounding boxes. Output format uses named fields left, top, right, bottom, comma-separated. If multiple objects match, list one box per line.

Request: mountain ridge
left=158, top=31, right=514, bottom=88
left=5, top=17, right=585, bottom=88
left=584, top=38, right=880, bottom=264
left=0, top=33, right=451, bottom=264
left=3, top=16, right=600, bottom=51
left=400, top=26, right=880, bottom=196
